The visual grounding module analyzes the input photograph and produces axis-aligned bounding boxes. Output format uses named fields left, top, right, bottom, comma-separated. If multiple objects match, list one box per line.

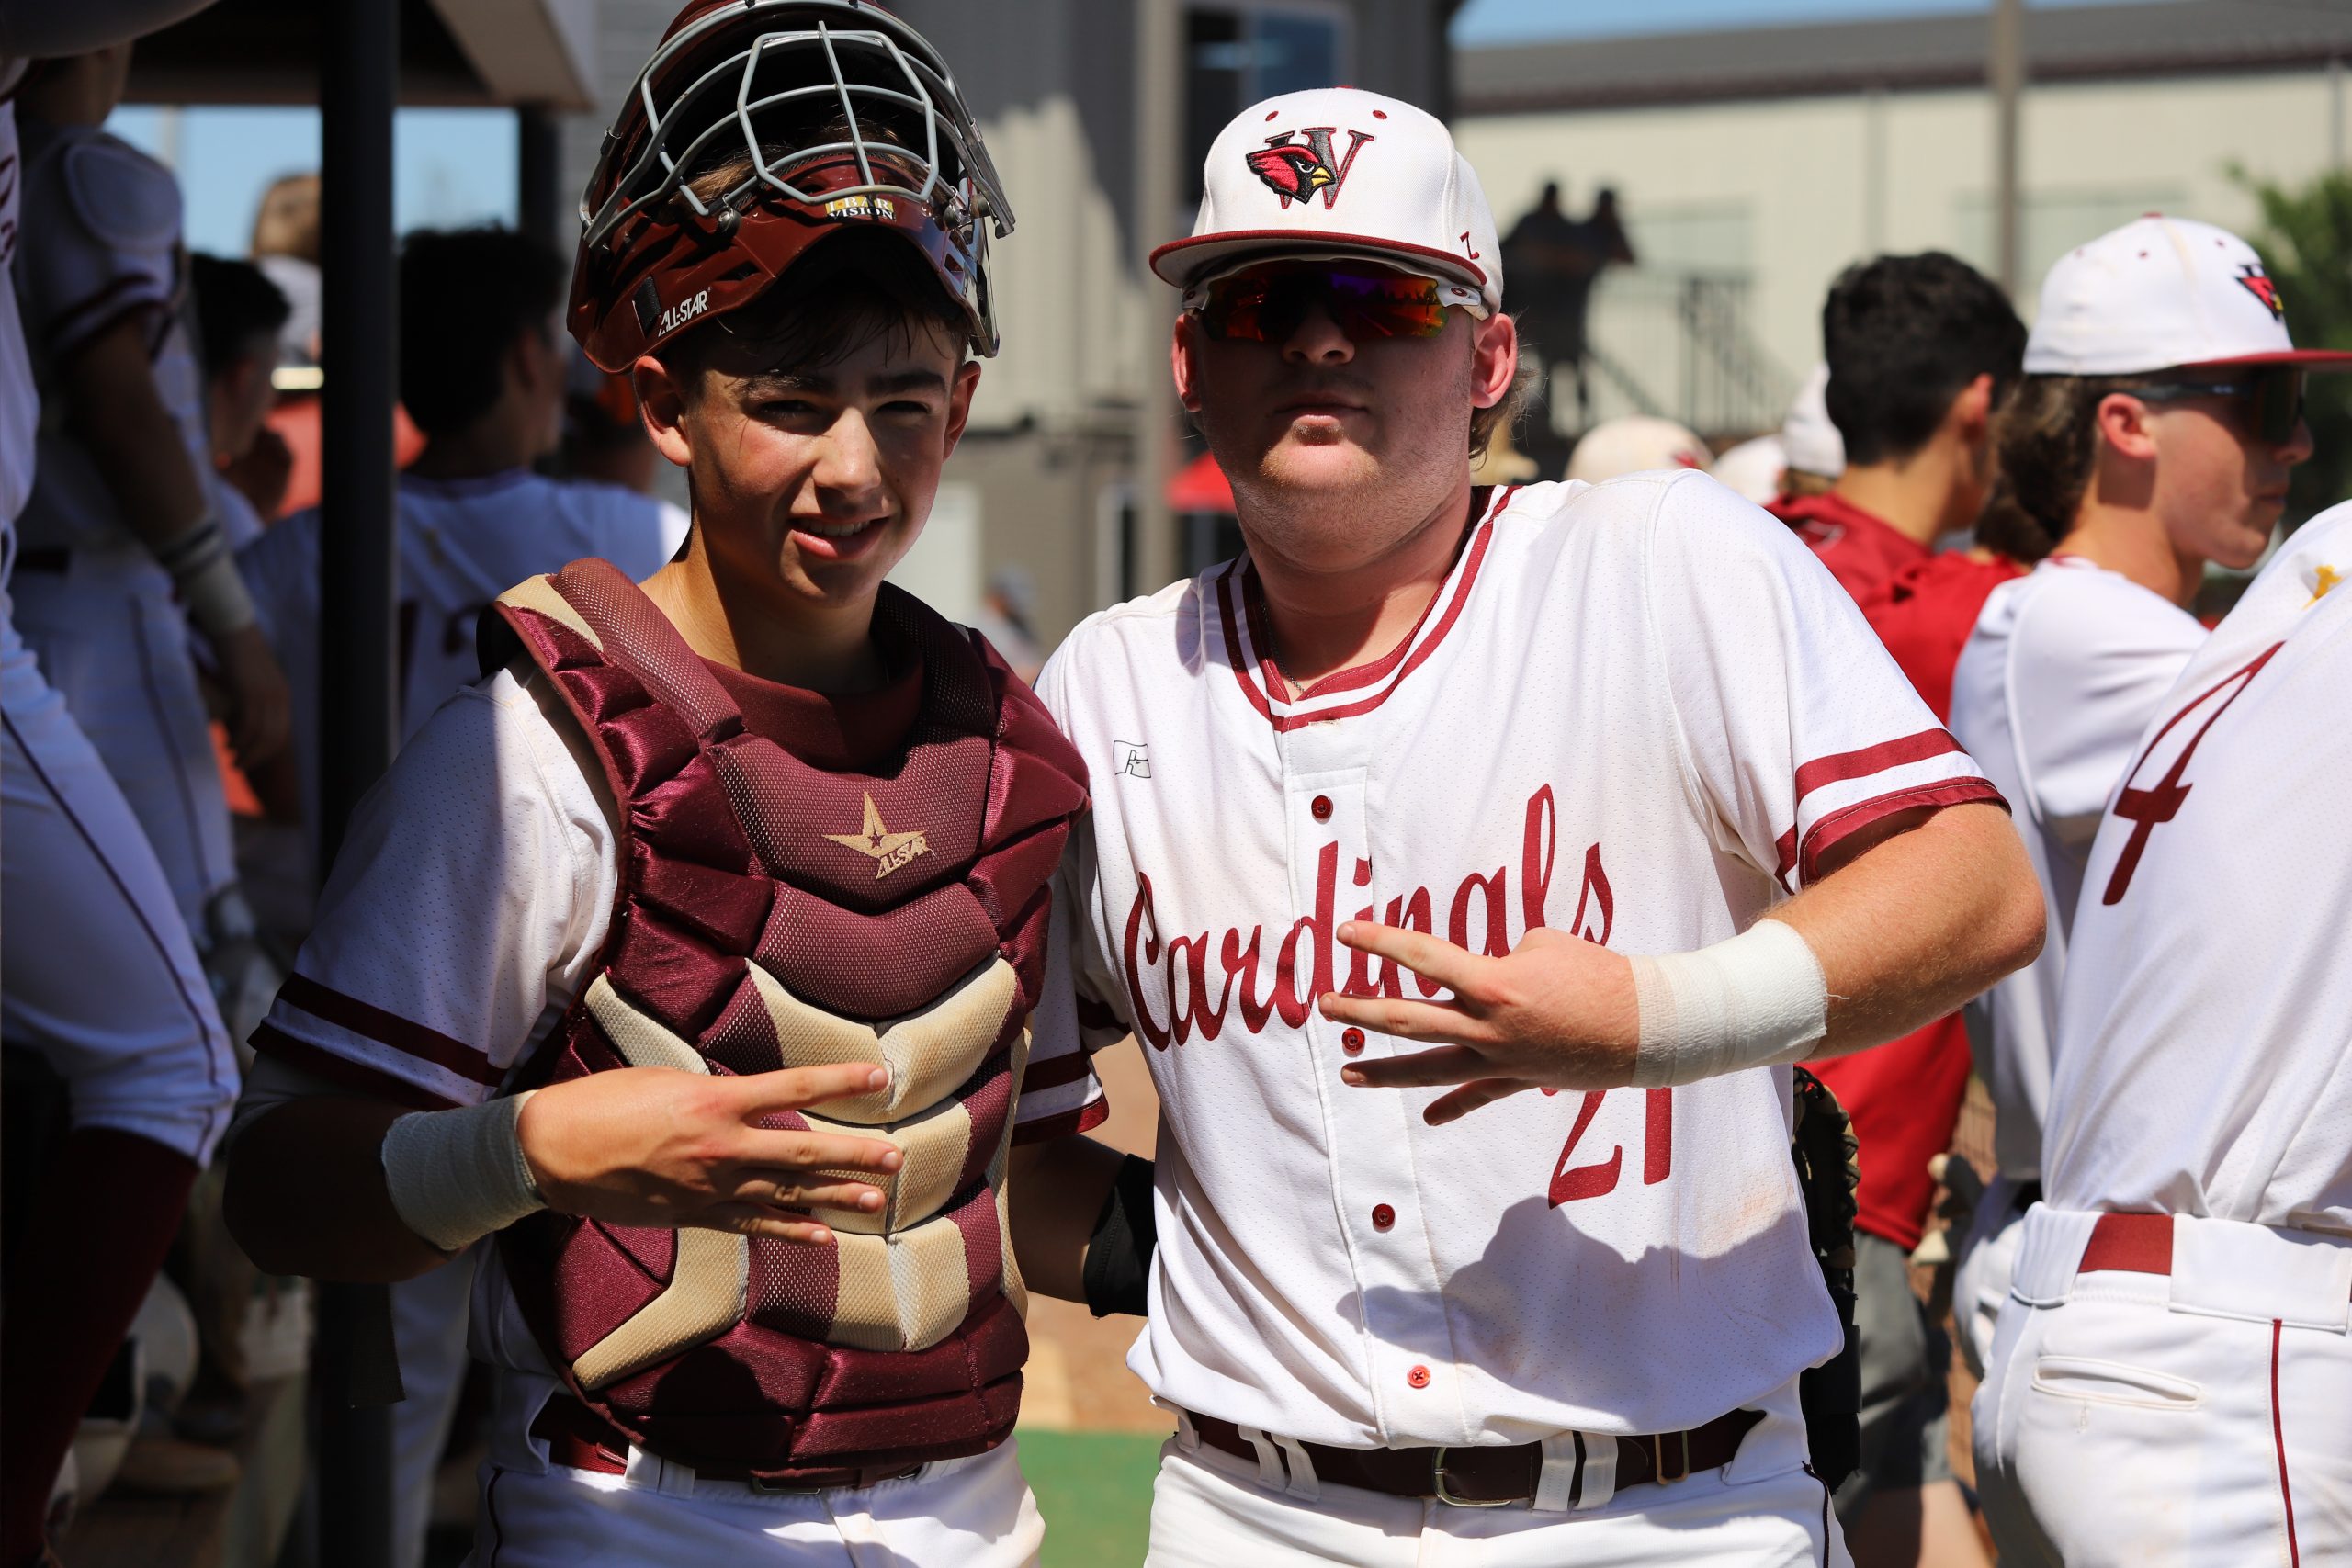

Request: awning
left=1169, top=451, right=1234, bottom=513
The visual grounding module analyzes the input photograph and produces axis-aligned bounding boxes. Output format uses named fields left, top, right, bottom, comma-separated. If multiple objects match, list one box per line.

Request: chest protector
left=485, top=558, right=1087, bottom=1483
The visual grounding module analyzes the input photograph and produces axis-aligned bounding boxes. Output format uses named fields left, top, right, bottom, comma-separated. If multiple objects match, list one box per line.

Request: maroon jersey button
left=1372, top=1203, right=1396, bottom=1231
left=1311, top=795, right=1333, bottom=821
left=1407, top=1364, right=1431, bottom=1390
left=1341, top=1027, right=1365, bottom=1054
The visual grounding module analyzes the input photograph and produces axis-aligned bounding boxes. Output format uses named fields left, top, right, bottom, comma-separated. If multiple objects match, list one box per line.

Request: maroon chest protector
left=483, top=558, right=1086, bottom=1482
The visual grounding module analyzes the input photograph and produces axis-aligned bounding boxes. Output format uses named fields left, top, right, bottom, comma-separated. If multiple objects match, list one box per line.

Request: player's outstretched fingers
left=740, top=1125, right=904, bottom=1178
left=731, top=1062, right=893, bottom=1116
left=695, top=1203, right=839, bottom=1247
left=1340, top=1044, right=1488, bottom=1090
left=1333, top=920, right=1490, bottom=998
left=729, top=1172, right=888, bottom=1216
left=1423, top=1077, right=1536, bottom=1126
left=1317, top=990, right=1492, bottom=1046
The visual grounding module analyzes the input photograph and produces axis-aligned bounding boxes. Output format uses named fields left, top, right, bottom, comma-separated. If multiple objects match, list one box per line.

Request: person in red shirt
left=1771, top=252, right=2026, bottom=1568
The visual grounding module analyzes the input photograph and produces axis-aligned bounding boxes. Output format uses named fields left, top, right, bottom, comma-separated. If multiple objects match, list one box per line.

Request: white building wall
left=1460, top=70, right=2340, bottom=414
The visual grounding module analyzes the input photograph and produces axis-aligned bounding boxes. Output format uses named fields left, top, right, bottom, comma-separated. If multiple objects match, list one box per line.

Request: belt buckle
left=1430, top=1447, right=1512, bottom=1508
left=1648, top=1429, right=1691, bottom=1485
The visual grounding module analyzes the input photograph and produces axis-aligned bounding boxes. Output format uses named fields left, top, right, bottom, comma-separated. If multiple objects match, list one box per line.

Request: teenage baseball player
left=1972, top=498, right=2352, bottom=1565
left=1945, top=216, right=2329, bottom=1377
left=1762, top=251, right=2024, bottom=1567
left=0, top=6, right=243, bottom=1562
left=220, top=6, right=1105, bottom=1563
left=232, top=224, right=684, bottom=1568
left=10, top=44, right=290, bottom=947
left=1026, top=88, right=2043, bottom=1566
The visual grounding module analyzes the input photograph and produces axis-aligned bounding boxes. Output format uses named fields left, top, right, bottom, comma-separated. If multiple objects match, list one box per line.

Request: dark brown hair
left=1978, top=373, right=2151, bottom=562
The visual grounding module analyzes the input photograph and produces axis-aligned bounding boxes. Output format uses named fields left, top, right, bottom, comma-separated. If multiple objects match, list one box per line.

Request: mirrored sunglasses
left=1185, top=262, right=1484, bottom=345
left=2133, top=366, right=2307, bottom=446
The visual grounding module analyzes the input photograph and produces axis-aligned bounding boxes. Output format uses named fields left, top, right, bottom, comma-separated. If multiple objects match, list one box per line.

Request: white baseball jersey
left=1946, top=558, right=2205, bottom=1180
left=1030, top=474, right=2003, bottom=1446
left=2043, top=503, right=2352, bottom=1229
left=238, top=468, right=686, bottom=847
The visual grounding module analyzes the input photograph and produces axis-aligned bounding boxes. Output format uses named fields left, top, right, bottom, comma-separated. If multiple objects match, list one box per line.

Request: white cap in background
left=1780, top=362, right=1845, bottom=477
left=1565, top=416, right=1709, bottom=484
left=1151, top=88, right=1501, bottom=312
left=2024, top=215, right=2352, bottom=375
left=1710, top=434, right=1788, bottom=504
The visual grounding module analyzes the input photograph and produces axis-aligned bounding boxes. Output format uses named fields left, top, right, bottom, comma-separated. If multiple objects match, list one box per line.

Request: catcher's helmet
left=571, top=0, right=1013, bottom=373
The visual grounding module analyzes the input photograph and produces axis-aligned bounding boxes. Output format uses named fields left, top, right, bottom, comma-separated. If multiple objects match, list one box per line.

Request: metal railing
left=1531, top=268, right=1798, bottom=441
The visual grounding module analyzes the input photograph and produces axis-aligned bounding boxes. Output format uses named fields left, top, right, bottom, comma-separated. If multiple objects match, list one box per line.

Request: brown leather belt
left=530, top=1394, right=922, bottom=1493
left=1184, top=1407, right=1765, bottom=1506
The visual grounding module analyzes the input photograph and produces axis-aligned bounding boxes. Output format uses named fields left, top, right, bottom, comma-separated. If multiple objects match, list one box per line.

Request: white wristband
left=176, top=546, right=258, bottom=638
left=1626, top=919, right=1828, bottom=1089
left=379, top=1091, right=546, bottom=1252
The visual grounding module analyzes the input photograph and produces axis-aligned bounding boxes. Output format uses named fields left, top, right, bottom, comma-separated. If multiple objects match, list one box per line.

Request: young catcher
left=222, top=6, right=1104, bottom=1562
left=1025, top=88, right=2043, bottom=1566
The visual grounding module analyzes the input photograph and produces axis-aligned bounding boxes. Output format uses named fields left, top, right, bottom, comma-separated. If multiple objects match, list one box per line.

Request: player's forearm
left=1775, top=801, right=2043, bottom=1056
left=224, top=1097, right=458, bottom=1282
left=60, top=316, right=213, bottom=548
left=1007, top=1134, right=1129, bottom=1303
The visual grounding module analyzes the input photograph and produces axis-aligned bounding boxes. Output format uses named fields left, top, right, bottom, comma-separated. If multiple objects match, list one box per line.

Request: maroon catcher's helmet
left=571, top=0, right=1013, bottom=372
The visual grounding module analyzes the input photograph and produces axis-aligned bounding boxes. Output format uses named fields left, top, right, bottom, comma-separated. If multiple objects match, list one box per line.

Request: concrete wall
left=1458, top=68, right=2346, bottom=418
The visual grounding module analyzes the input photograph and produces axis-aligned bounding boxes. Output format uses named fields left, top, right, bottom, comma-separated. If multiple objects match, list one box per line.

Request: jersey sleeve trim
left=1022, top=1048, right=1099, bottom=1094
left=1792, top=728, right=1966, bottom=800
left=1776, top=777, right=2007, bottom=891
left=249, top=1022, right=469, bottom=1112
left=1011, top=1098, right=1111, bottom=1145
left=275, top=973, right=504, bottom=1089
left=42, top=272, right=168, bottom=359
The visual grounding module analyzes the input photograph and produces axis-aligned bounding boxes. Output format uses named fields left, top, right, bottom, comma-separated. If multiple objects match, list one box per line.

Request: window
left=1184, top=5, right=1350, bottom=204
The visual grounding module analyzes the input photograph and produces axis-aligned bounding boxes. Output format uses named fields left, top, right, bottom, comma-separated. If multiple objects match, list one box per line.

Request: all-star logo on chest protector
left=1246, top=126, right=1374, bottom=209
left=827, top=792, right=931, bottom=879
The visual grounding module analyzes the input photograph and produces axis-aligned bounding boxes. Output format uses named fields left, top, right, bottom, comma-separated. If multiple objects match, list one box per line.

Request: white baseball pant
left=1142, top=1393, right=1851, bottom=1567
left=468, top=1434, right=1043, bottom=1567
left=1973, top=1206, right=2351, bottom=1566
left=1, top=604, right=237, bottom=1163
left=1951, top=1174, right=2033, bottom=1381
left=11, top=551, right=238, bottom=935
left=392, top=1254, right=478, bottom=1568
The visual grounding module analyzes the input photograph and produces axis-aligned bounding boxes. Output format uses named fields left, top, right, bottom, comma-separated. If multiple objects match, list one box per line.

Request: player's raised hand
left=214, top=623, right=293, bottom=764
left=516, top=1062, right=905, bottom=1247
left=1320, top=923, right=1640, bottom=1124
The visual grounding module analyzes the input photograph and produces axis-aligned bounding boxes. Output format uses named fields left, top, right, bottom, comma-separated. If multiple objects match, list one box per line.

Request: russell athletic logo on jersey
left=1246, top=126, right=1374, bottom=209
left=825, top=792, right=931, bottom=880
left=1120, top=784, right=1611, bottom=1046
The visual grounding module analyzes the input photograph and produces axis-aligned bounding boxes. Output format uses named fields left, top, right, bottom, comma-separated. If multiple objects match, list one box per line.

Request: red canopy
left=1168, top=451, right=1235, bottom=513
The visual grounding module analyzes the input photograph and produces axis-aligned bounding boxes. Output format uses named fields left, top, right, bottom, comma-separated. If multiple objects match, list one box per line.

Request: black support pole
left=315, top=0, right=401, bottom=1561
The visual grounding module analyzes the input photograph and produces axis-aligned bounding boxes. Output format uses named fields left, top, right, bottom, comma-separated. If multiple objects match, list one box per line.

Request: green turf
left=1020, top=1427, right=1166, bottom=1567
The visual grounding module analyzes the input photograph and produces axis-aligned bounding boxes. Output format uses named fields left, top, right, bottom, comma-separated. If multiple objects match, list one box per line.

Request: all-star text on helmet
left=571, top=0, right=1014, bottom=373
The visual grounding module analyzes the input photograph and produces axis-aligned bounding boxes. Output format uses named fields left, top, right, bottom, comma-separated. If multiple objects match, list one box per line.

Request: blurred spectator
left=971, top=563, right=1045, bottom=682
left=249, top=171, right=320, bottom=367
left=1770, top=249, right=2025, bottom=1568
left=559, top=357, right=691, bottom=547
left=1562, top=413, right=1706, bottom=483
left=188, top=253, right=293, bottom=543
left=1709, top=432, right=1786, bottom=504
left=1778, top=361, right=1844, bottom=496
left=1500, top=180, right=1635, bottom=431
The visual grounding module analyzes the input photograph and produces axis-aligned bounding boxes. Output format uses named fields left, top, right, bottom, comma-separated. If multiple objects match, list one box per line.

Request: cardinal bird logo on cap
left=1246, top=127, right=1374, bottom=210
left=2236, top=263, right=2285, bottom=321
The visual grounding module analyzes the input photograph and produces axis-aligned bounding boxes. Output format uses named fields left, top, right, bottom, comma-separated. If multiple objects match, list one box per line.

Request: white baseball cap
left=1564, top=416, right=1709, bottom=484
left=1779, top=362, right=1846, bottom=477
left=1150, top=87, right=1502, bottom=313
left=1710, top=434, right=1788, bottom=505
left=2024, top=215, right=2352, bottom=376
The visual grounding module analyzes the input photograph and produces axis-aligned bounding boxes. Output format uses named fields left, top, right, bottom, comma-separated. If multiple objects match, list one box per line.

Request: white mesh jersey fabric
left=2044, top=504, right=2352, bottom=1231
left=1035, top=471, right=1999, bottom=1447
left=1948, top=558, right=2207, bottom=1180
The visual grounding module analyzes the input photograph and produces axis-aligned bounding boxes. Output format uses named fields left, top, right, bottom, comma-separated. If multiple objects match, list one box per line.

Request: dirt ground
left=1020, top=1039, right=2002, bottom=1487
